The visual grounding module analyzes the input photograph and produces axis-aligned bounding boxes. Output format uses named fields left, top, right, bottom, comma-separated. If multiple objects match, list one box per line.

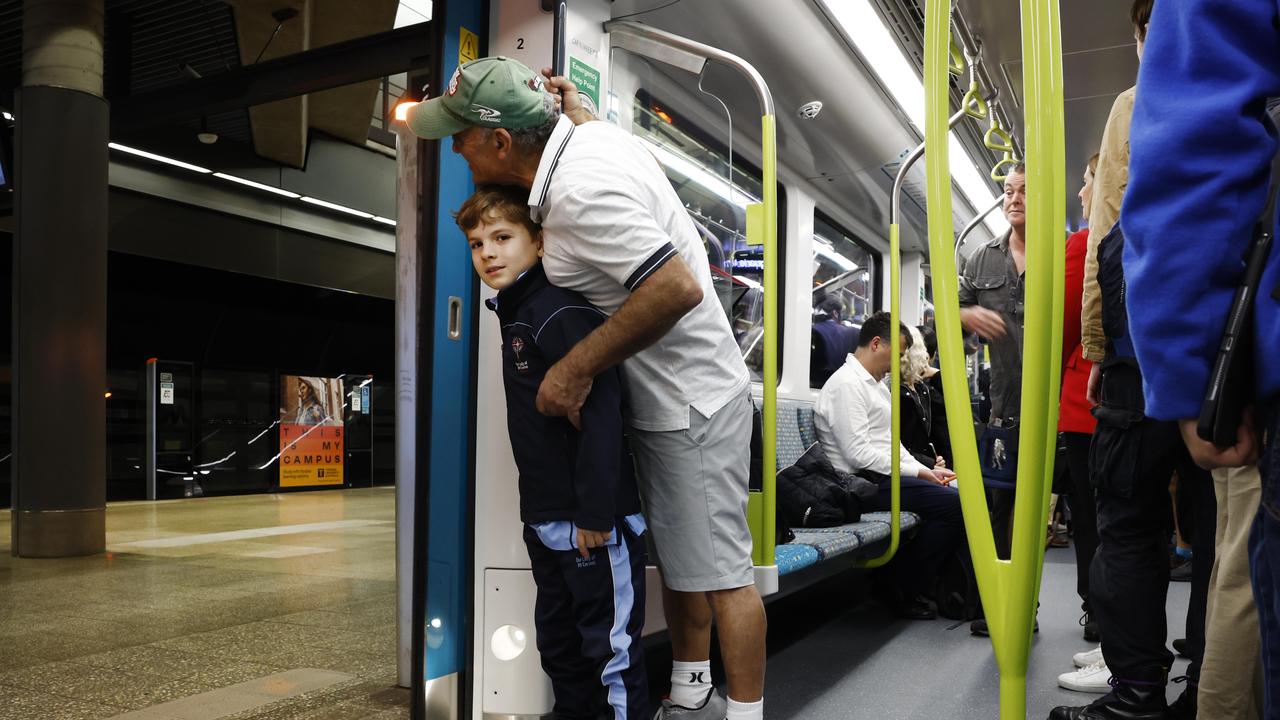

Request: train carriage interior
left=0, top=0, right=1211, bottom=719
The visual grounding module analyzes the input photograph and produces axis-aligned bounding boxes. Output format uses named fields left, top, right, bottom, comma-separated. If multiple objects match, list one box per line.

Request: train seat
left=772, top=399, right=920, bottom=577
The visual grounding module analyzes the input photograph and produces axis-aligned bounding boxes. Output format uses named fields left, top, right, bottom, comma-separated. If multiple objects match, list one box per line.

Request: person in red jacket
left=1061, top=154, right=1101, bottom=646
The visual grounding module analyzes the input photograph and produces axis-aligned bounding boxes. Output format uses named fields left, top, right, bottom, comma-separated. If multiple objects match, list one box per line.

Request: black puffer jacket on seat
left=777, top=443, right=878, bottom=528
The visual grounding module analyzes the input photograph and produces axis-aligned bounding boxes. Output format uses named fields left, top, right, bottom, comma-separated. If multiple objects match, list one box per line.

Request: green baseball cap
left=405, top=56, right=552, bottom=140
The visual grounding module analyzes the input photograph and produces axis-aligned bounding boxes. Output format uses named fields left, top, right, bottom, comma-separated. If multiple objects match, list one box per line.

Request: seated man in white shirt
left=815, top=311, right=965, bottom=619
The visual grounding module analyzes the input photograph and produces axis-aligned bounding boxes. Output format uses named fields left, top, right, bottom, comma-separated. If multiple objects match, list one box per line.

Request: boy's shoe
left=1058, top=659, right=1112, bottom=693
left=1073, top=645, right=1103, bottom=668
left=654, top=689, right=727, bottom=720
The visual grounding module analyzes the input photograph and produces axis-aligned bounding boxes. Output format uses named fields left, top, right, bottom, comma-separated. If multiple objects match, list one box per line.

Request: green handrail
left=992, top=153, right=1021, bottom=183
left=603, top=20, right=780, bottom=574
left=858, top=94, right=984, bottom=570
left=924, top=0, right=1065, bottom=717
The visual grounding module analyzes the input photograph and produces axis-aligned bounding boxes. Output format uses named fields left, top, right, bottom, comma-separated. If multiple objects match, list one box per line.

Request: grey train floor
left=0, top=489, right=1191, bottom=719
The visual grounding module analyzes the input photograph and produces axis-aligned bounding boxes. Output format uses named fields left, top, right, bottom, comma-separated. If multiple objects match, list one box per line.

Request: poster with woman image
left=279, top=375, right=345, bottom=487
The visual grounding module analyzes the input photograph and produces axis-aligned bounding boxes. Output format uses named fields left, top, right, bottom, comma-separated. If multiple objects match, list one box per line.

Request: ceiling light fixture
left=108, top=142, right=212, bottom=173
left=824, top=0, right=1006, bottom=235
left=212, top=172, right=301, bottom=198
left=372, top=216, right=398, bottom=226
left=301, top=196, right=376, bottom=219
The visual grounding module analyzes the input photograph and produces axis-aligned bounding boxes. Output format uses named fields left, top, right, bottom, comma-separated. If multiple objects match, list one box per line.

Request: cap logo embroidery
left=446, top=68, right=461, bottom=96
left=472, top=104, right=501, bottom=122
left=526, top=76, right=541, bottom=91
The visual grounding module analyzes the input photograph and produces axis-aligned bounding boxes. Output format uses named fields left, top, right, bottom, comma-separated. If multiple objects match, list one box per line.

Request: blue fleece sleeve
left=535, top=305, right=624, bottom=532
left=1121, top=0, right=1280, bottom=420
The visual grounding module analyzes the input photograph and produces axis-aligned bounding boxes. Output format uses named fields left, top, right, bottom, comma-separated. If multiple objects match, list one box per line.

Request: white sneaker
left=1073, top=645, right=1103, bottom=668
left=1058, top=659, right=1111, bottom=693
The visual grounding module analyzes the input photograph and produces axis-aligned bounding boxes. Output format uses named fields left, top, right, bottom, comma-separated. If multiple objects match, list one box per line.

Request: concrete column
left=12, top=0, right=108, bottom=557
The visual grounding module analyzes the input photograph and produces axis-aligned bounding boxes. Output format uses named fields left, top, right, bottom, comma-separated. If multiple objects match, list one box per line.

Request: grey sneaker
left=653, top=689, right=727, bottom=720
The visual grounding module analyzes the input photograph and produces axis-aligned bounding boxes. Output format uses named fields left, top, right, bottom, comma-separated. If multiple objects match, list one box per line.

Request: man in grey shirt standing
left=407, top=57, right=766, bottom=720
left=959, top=163, right=1027, bottom=631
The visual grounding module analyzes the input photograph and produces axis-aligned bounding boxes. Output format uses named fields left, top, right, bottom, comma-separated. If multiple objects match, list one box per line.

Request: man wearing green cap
left=406, top=56, right=767, bottom=720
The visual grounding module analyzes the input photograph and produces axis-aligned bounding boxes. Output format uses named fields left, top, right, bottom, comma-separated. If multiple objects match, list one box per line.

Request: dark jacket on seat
left=777, top=442, right=877, bottom=528
left=488, top=264, right=641, bottom=531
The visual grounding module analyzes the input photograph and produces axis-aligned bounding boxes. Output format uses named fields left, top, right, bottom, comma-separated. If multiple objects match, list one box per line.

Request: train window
left=810, top=212, right=879, bottom=389
left=629, top=91, right=786, bottom=384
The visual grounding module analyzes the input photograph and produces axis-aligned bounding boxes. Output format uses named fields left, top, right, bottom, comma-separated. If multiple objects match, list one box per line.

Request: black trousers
left=523, top=520, right=649, bottom=720
left=1064, top=431, right=1098, bottom=611
left=1089, top=364, right=1179, bottom=681
left=866, top=472, right=968, bottom=598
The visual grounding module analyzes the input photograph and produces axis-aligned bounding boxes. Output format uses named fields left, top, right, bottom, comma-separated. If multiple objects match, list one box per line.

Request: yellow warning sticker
left=459, top=27, right=479, bottom=66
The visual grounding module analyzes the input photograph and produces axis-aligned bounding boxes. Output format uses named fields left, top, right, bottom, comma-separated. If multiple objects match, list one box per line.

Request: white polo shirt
left=528, top=115, right=750, bottom=432
left=814, top=355, right=926, bottom=479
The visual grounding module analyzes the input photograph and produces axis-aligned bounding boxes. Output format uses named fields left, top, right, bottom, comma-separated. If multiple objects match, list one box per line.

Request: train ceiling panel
left=960, top=0, right=1139, bottom=229
left=611, top=0, right=935, bottom=248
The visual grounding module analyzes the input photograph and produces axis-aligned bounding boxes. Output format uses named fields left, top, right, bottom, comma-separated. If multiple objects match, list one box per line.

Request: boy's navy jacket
left=487, top=263, right=640, bottom=531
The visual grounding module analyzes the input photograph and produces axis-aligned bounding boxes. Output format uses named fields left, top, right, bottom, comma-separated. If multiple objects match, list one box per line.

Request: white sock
left=727, top=697, right=764, bottom=720
left=669, top=660, right=712, bottom=707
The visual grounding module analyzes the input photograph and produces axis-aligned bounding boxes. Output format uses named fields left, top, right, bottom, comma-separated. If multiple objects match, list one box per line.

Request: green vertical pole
left=924, top=0, right=1065, bottom=716
left=761, top=114, right=779, bottom=568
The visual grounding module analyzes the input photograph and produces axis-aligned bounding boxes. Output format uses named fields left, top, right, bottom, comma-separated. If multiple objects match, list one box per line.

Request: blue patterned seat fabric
left=772, top=398, right=923, bottom=576
left=775, top=401, right=808, bottom=471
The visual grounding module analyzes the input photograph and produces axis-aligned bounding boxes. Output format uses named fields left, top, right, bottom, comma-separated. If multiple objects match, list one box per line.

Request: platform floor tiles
left=0, top=489, right=1196, bottom=719
left=0, top=488, right=408, bottom=719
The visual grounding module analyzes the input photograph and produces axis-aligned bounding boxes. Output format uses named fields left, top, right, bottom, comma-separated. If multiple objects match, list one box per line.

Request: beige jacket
left=1081, top=86, right=1136, bottom=362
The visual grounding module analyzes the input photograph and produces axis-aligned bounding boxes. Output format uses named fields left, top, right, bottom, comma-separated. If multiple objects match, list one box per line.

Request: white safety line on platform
left=110, top=520, right=393, bottom=549
left=104, top=668, right=354, bottom=720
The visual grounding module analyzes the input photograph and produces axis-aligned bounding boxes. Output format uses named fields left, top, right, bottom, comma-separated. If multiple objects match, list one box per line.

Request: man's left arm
left=1122, top=0, right=1280, bottom=441
left=536, top=186, right=704, bottom=425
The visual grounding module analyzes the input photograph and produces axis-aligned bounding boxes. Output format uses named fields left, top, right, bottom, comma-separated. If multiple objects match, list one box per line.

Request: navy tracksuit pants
left=523, top=519, right=649, bottom=720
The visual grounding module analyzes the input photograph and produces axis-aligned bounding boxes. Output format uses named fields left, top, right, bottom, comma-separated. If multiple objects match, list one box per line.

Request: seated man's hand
left=1179, top=413, right=1259, bottom=470
left=575, top=527, right=610, bottom=559
left=959, top=306, right=1007, bottom=339
left=541, top=68, right=594, bottom=125
left=919, top=467, right=957, bottom=486
left=934, top=456, right=947, bottom=469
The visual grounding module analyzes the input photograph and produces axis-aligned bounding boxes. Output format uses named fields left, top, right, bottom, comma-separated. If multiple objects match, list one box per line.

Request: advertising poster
left=279, top=375, right=345, bottom=488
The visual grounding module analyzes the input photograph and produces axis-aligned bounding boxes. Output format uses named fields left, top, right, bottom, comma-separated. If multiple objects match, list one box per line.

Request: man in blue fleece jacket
left=1122, top=0, right=1280, bottom=715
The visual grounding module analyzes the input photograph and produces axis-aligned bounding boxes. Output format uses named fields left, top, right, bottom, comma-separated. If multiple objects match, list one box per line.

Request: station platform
left=0, top=488, right=407, bottom=720
left=0, top=489, right=1192, bottom=719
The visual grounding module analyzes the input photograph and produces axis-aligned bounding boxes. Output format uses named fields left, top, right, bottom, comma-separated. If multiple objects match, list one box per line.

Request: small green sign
left=568, top=56, right=601, bottom=114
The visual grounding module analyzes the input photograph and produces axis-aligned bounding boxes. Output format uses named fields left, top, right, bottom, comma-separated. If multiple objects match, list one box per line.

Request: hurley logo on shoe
left=688, top=671, right=706, bottom=684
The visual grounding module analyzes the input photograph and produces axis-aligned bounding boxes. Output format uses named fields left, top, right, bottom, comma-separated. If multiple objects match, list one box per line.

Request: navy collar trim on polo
left=527, top=115, right=576, bottom=219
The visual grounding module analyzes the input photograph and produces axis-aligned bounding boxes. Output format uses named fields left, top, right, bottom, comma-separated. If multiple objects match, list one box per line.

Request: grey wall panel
left=283, top=133, right=397, bottom=220
left=107, top=189, right=394, bottom=299
left=277, top=230, right=396, bottom=299
left=108, top=190, right=280, bottom=278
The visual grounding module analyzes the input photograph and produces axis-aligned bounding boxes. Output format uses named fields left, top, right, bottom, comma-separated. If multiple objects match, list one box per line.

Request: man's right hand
left=959, top=306, right=1007, bottom=339
left=1179, top=413, right=1260, bottom=470
left=919, top=467, right=957, bottom=486
left=540, top=68, right=594, bottom=125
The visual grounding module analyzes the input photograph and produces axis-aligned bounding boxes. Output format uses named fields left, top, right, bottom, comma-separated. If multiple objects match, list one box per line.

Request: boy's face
left=468, top=216, right=543, bottom=291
